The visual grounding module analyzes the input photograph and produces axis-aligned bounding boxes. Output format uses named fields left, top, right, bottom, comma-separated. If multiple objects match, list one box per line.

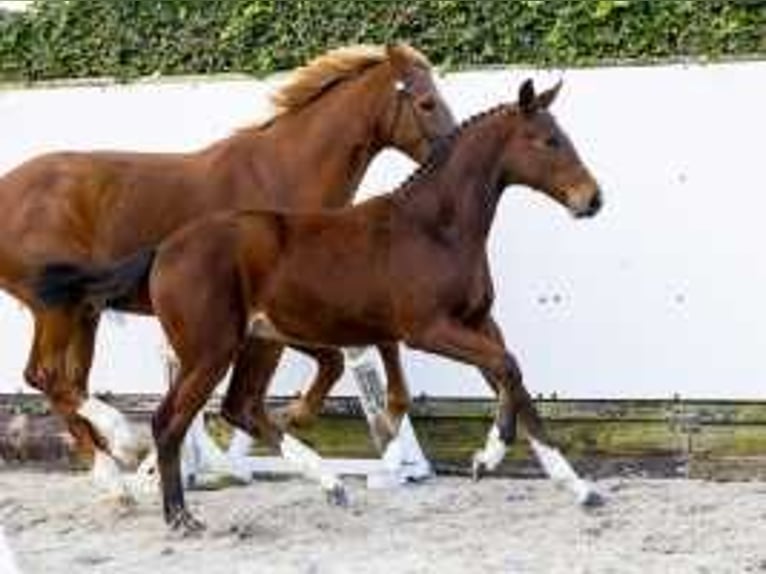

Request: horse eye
left=545, top=136, right=561, bottom=149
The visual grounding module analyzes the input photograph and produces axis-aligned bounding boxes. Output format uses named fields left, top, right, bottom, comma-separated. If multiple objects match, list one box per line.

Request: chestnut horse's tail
left=34, top=248, right=156, bottom=309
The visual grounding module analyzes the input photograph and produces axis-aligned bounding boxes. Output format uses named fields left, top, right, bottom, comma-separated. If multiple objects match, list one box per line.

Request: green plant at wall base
left=0, top=0, right=763, bottom=82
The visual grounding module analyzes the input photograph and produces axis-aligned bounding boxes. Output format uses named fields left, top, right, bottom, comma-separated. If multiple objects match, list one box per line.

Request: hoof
left=325, top=484, right=349, bottom=508
left=168, top=509, right=207, bottom=536
left=471, top=454, right=486, bottom=482
left=579, top=489, right=606, bottom=509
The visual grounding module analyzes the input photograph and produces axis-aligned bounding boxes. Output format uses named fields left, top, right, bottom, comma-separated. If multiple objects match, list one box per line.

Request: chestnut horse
left=0, top=43, right=455, bottom=494
left=35, top=79, right=603, bottom=531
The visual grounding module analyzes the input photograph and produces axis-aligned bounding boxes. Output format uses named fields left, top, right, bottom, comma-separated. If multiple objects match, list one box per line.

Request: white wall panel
left=1, top=61, right=764, bottom=398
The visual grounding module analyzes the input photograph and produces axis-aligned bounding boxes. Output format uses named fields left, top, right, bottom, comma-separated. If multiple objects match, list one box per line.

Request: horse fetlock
left=527, top=437, right=602, bottom=507
left=471, top=425, right=507, bottom=479
left=496, top=413, right=517, bottom=444
left=273, top=398, right=316, bottom=430
left=79, top=397, right=139, bottom=466
left=91, top=450, right=136, bottom=506
left=369, top=411, right=397, bottom=452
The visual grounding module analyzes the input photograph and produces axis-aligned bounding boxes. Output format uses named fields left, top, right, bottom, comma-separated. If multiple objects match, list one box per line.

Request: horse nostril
left=588, top=191, right=603, bottom=215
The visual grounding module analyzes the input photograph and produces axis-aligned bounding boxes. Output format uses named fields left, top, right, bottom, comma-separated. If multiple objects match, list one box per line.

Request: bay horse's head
left=380, top=43, right=456, bottom=163
left=503, top=79, right=602, bottom=218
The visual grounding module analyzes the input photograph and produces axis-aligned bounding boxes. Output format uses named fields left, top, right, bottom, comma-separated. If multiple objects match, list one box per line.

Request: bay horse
left=34, top=78, right=603, bottom=532
left=0, top=43, right=455, bottom=496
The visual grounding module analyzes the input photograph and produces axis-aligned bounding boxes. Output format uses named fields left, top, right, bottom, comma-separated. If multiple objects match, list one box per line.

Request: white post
left=344, top=346, right=432, bottom=488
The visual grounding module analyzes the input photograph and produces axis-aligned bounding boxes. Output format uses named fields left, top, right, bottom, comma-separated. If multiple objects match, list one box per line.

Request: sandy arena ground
left=1, top=470, right=766, bottom=574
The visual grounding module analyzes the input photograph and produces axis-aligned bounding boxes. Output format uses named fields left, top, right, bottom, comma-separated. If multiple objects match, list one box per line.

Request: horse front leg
left=410, top=317, right=602, bottom=507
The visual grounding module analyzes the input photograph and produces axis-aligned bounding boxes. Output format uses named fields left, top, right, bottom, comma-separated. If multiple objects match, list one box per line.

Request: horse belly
left=259, top=282, right=394, bottom=347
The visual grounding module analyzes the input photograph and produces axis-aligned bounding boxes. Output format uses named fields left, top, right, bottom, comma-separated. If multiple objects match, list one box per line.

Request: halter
left=385, top=77, right=433, bottom=152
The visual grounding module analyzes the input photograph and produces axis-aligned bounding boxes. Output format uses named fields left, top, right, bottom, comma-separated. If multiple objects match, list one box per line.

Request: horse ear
left=519, top=78, right=536, bottom=115
left=536, top=80, right=563, bottom=110
left=386, top=43, right=411, bottom=77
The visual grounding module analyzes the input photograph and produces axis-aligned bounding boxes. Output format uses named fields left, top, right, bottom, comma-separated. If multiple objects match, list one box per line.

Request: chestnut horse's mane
left=241, top=44, right=430, bottom=132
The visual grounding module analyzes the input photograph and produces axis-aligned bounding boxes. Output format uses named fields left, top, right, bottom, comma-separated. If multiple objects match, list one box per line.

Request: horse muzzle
left=571, top=188, right=603, bottom=219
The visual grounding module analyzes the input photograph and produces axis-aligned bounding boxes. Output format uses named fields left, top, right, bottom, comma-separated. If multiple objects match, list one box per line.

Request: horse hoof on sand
left=169, top=510, right=207, bottom=536
left=325, top=484, right=349, bottom=508
left=471, top=457, right=486, bottom=482
left=579, top=489, right=606, bottom=509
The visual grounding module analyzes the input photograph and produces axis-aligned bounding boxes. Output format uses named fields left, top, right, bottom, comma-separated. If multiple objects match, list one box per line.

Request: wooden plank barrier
left=2, top=394, right=766, bottom=480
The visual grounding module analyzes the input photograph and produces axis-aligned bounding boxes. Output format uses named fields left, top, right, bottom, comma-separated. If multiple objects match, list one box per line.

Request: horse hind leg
left=154, top=345, right=237, bottom=533
left=371, top=343, right=432, bottom=483
left=25, top=310, right=139, bottom=501
left=272, top=345, right=344, bottom=430
left=221, top=337, right=347, bottom=506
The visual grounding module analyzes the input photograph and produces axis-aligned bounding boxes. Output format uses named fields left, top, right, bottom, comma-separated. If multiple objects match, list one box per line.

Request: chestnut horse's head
left=381, top=43, right=456, bottom=163
left=502, top=79, right=602, bottom=218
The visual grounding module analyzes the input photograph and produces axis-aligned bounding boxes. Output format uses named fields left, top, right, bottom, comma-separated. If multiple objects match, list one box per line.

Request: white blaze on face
left=77, top=397, right=138, bottom=465
left=528, top=437, right=598, bottom=505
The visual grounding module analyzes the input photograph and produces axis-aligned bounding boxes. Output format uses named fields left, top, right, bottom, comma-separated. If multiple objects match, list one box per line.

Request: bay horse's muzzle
left=574, top=189, right=603, bottom=219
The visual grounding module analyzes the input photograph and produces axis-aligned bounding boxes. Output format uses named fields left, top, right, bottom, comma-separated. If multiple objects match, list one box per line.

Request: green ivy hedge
left=1, top=0, right=764, bottom=82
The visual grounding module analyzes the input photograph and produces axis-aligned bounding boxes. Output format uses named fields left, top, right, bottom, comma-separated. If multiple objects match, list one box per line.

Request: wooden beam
left=2, top=394, right=766, bottom=480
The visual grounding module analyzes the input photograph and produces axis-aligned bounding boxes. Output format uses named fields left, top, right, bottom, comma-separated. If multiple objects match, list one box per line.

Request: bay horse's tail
left=34, top=248, right=156, bottom=309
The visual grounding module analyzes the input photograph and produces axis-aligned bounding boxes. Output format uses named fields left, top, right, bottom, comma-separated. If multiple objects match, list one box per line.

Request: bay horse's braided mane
left=240, top=44, right=430, bottom=133
left=394, top=103, right=514, bottom=196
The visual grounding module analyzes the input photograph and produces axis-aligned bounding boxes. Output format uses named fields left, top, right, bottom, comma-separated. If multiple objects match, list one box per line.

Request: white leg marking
left=227, top=429, right=254, bottom=459
left=91, top=449, right=132, bottom=503
left=280, top=433, right=345, bottom=495
left=126, top=449, right=160, bottom=499
left=78, top=397, right=138, bottom=466
left=344, top=346, right=434, bottom=488
left=226, top=429, right=256, bottom=479
left=473, top=425, right=508, bottom=472
left=528, top=437, right=601, bottom=506
left=380, top=416, right=432, bottom=481
left=181, top=413, right=252, bottom=487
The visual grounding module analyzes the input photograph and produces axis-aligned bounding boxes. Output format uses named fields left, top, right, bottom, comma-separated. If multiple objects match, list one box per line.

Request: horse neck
left=214, top=66, right=392, bottom=210
left=395, top=114, right=509, bottom=250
